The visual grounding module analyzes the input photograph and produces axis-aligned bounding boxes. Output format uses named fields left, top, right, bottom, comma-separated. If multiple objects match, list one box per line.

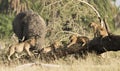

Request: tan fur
left=89, top=22, right=101, bottom=37
left=98, top=27, right=108, bottom=38
left=67, top=35, right=77, bottom=48
left=67, top=35, right=89, bottom=48
left=78, top=36, right=89, bottom=46
left=8, top=37, right=36, bottom=61
left=43, top=41, right=61, bottom=53
left=89, top=22, right=108, bottom=38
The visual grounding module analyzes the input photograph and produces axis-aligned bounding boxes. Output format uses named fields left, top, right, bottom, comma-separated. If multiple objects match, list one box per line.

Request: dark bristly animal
left=87, top=35, right=120, bottom=54
left=12, top=11, right=46, bottom=50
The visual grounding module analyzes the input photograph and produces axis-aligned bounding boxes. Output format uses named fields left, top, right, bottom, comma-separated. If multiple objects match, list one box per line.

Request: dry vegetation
left=0, top=29, right=119, bottom=71
left=0, top=51, right=120, bottom=71
left=0, top=0, right=119, bottom=71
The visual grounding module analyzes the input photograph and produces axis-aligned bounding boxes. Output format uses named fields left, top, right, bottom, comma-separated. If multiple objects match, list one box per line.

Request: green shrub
left=0, top=14, right=14, bottom=38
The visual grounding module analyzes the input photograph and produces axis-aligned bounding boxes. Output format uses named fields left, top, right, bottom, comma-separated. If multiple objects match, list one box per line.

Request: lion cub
left=8, top=37, right=36, bottom=61
left=43, top=41, right=61, bottom=53
left=67, top=35, right=89, bottom=48
left=89, top=22, right=108, bottom=38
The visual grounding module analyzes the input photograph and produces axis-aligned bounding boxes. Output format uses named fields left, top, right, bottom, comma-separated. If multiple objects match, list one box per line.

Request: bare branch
left=78, top=0, right=101, bottom=18
left=78, top=0, right=109, bottom=33
left=54, top=31, right=82, bottom=38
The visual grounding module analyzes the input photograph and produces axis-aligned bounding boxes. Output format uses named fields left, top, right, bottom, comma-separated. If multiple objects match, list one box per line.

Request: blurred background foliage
left=0, top=0, right=119, bottom=40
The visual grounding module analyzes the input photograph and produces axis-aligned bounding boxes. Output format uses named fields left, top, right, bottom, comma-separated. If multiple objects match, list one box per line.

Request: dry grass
left=0, top=52, right=120, bottom=71
left=0, top=0, right=119, bottom=71
left=0, top=42, right=120, bottom=71
left=0, top=29, right=119, bottom=71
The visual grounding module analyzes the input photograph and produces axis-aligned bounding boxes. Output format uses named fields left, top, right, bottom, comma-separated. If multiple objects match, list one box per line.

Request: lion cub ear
left=26, top=39, right=31, bottom=43
left=100, top=27, right=104, bottom=31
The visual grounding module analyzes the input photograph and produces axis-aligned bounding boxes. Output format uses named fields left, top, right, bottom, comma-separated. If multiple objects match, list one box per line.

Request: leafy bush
left=0, top=0, right=118, bottom=40
left=0, top=14, right=14, bottom=38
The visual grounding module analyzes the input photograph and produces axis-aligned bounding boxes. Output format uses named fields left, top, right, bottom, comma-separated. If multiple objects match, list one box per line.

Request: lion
left=89, top=22, right=108, bottom=38
left=8, top=37, right=36, bottom=61
left=67, top=35, right=77, bottom=48
left=67, top=35, right=89, bottom=48
left=98, top=26, right=108, bottom=38
left=78, top=36, right=89, bottom=47
left=43, top=41, right=61, bottom=53
left=89, top=22, right=101, bottom=37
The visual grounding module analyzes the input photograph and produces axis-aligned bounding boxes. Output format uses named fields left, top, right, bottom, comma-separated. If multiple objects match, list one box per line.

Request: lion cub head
left=43, top=41, right=61, bottom=53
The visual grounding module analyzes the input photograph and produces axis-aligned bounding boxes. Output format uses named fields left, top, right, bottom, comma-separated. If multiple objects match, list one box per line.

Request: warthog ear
left=99, top=18, right=105, bottom=28
left=101, top=23, right=104, bottom=28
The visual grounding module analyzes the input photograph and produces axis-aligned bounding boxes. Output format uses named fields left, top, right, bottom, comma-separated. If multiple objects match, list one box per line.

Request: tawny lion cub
left=8, top=37, right=36, bottom=61
left=43, top=41, right=61, bottom=53
left=89, top=22, right=108, bottom=38
left=67, top=35, right=89, bottom=48
left=89, top=22, right=101, bottom=37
